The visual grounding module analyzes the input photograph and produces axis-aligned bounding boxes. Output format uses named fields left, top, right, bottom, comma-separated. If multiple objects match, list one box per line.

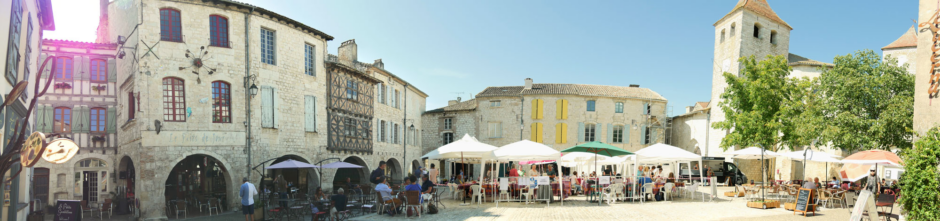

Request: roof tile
left=882, top=25, right=917, bottom=50
left=476, top=84, right=667, bottom=101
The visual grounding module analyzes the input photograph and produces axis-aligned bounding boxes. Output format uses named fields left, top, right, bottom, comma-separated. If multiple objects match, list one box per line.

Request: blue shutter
left=44, top=106, right=54, bottom=133
left=625, top=125, right=631, bottom=144
left=261, top=86, right=273, bottom=128
left=607, top=123, right=613, bottom=143
left=578, top=122, right=585, bottom=143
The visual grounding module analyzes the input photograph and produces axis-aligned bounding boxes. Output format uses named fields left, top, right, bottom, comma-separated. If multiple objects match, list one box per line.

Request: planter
left=253, top=207, right=264, bottom=221
left=724, top=191, right=745, bottom=197
left=784, top=202, right=795, bottom=211
left=746, top=200, right=780, bottom=209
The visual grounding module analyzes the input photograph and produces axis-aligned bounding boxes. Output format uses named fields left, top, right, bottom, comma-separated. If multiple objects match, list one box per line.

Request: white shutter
left=272, top=87, right=279, bottom=128
left=261, top=86, right=273, bottom=128
left=305, top=96, right=316, bottom=132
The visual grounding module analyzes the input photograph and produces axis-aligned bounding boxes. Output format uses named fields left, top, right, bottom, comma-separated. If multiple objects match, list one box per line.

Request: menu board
left=794, top=188, right=814, bottom=216
left=536, top=176, right=550, bottom=185
left=54, top=200, right=81, bottom=221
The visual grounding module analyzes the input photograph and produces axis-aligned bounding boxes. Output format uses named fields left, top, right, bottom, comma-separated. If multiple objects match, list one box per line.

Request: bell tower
left=706, top=0, right=792, bottom=157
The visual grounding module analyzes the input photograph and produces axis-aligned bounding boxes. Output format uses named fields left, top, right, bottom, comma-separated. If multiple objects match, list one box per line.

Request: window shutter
left=107, top=107, right=117, bottom=133
left=73, top=56, right=82, bottom=80
left=84, top=107, right=92, bottom=133
left=377, top=83, right=383, bottom=104
left=537, top=99, right=544, bottom=119
left=555, top=123, right=561, bottom=143
left=108, top=59, right=117, bottom=82
left=561, top=123, right=567, bottom=144
left=261, top=86, right=273, bottom=128
left=44, top=106, right=54, bottom=133
left=555, top=100, right=562, bottom=120
left=625, top=125, right=631, bottom=144
left=578, top=122, right=585, bottom=143
left=531, top=99, right=537, bottom=119
left=537, top=123, right=543, bottom=143
left=388, top=86, right=393, bottom=107
left=530, top=123, right=537, bottom=142
left=272, top=87, right=279, bottom=128
left=34, top=106, right=46, bottom=132
left=78, top=56, right=90, bottom=80
left=387, top=121, right=391, bottom=143
left=607, top=123, right=613, bottom=144
left=562, top=99, right=568, bottom=119
left=644, top=102, right=650, bottom=115
left=305, top=95, right=316, bottom=132
left=39, top=53, right=48, bottom=78
left=72, top=106, right=84, bottom=133
left=641, top=125, right=647, bottom=145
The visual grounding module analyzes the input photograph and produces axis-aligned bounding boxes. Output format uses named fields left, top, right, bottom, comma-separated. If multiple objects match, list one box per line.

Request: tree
left=899, top=127, right=940, bottom=220
left=817, top=50, right=914, bottom=151
left=712, top=55, right=792, bottom=151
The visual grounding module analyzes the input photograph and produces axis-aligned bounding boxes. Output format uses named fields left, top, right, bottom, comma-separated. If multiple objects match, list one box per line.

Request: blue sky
left=45, top=0, right=918, bottom=115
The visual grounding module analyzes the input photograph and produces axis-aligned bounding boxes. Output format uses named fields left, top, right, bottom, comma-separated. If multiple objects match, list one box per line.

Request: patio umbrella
left=725, top=146, right=778, bottom=205
left=266, top=159, right=319, bottom=169
left=317, top=161, right=364, bottom=194
left=839, top=150, right=902, bottom=182
left=779, top=151, right=843, bottom=183
left=561, top=141, right=633, bottom=205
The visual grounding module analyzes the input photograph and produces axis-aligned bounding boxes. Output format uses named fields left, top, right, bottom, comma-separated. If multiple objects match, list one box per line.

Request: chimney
left=629, top=84, right=640, bottom=88
left=685, top=106, right=694, bottom=114
left=524, top=78, right=533, bottom=90
left=373, top=59, right=384, bottom=69
left=94, top=0, right=110, bottom=43
left=338, top=39, right=357, bottom=66
left=448, top=100, right=458, bottom=106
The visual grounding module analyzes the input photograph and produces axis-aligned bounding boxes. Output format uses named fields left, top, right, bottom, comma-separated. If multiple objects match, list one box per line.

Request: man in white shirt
left=239, top=177, right=258, bottom=221
left=374, top=177, right=401, bottom=214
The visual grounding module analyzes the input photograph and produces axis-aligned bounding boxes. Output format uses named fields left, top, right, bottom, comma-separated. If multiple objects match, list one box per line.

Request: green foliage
left=899, top=127, right=940, bottom=220
left=780, top=76, right=825, bottom=150
left=712, top=55, right=792, bottom=151
left=817, top=50, right=914, bottom=151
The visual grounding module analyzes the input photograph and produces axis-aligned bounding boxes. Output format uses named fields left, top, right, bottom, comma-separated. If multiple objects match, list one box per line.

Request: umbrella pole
left=761, top=149, right=765, bottom=206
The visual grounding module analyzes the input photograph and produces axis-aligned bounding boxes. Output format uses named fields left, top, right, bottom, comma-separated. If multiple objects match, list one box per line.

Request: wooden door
left=34, top=168, right=50, bottom=205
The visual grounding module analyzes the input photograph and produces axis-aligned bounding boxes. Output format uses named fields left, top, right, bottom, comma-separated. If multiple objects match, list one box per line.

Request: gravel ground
left=352, top=187, right=864, bottom=221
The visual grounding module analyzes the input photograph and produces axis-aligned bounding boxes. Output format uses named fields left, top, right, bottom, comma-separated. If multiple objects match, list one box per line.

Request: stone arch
left=269, top=154, right=319, bottom=195
left=411, top=159, right=422, bottom=177
left=386, top=158, right=403, bottom=185
left=333, top=156, right=369, bottom=191
left=118, top=155, right=136, bottom=202
left=160, top=152, right=234, bottom=218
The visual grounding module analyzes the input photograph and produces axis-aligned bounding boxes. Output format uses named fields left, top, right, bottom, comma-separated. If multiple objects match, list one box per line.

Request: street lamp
left=249, top=83, right=258, bottom=97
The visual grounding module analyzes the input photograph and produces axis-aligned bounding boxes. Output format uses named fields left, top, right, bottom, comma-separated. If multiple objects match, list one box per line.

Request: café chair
left=174, top=200, right=187, bottom=219
left=521, top=186, right=535, bottom=204
left=81, top=200, right=98, bottom=219
left=208, top=198, right=221, bottom=216
left=404, top=191, right=422, bottom=218
left=470, top=185, right=485, bottom=205
left=100, top=200, right=113, bottom=219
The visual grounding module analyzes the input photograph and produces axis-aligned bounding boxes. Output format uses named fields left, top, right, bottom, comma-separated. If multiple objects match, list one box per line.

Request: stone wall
left=883, top=47, right=917, bottom=75
left=669, top=111, right=707, bottom=154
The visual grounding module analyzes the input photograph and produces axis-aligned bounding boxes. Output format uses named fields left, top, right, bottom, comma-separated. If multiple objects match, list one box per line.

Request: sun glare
left=42, top=0, right=100, bottom=42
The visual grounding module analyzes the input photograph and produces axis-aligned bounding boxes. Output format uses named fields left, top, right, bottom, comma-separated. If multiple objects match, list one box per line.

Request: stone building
left=882, top=25, right=917, bottom=75
left=30, top=39, right=118, bottom=212
left=2, top=0, right=54, bottom=220
left=93, top=0, right=427, bottom=220
left=422, top=78, right=668, bottom=179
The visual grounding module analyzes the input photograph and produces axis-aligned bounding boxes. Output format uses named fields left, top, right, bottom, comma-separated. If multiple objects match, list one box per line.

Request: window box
left=91, top=85, right=106, bottom=93
left=91, top=135, right=106, bottom=143
left=54, top=82, right=71, bottom=90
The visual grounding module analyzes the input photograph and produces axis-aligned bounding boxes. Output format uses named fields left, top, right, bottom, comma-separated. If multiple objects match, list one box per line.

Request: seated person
left=801, top=179, right=817, bottom=189
left=331, top=188, right=348, bottom=214
left=314, top=187, right=327, bottom=201
left=667, top=172, right=676, bottom=183
left=346, top=178, right=362, bottom=195
left=405, top=175, right=422, bottom=204
left=374, top=177, right=402, bottom=214
left=421, top=174, right=435, bottom=202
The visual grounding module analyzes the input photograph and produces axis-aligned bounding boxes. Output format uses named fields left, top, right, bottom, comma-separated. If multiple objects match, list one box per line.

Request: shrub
left=899, top=126, right=940, bottom=220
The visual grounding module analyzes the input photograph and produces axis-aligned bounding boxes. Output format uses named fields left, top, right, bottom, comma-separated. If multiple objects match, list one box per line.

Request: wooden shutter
left=108, top=59, right=117, bottom=82
left=72, top=106, right=84, bottom=133
left=556, top=100, right=562, bottom=120
left=44, top=106, right=54, bottom=133
left=578, top=122, right=585, bottom=142
left=261, top=86, right=273, bottom=128
left=561, top=99, right=568, bottom=119
left=561, top=123, right=567, bottom=144
left=304, top=95, right=316, bottom=132
left=607, top=123, right=613, bottom=144
left=107, top=107, right=117, bottom=133
left=77, top=56, right=88, bottom=80
left=377, top=83, right=383, bottom=104
left=531, top=99, right=537, bottom=119
left=34, top=106, right=46, bottom=132
left=272, top=87, right=279, bottom=128
left=537, top=123, right=543, bottom=143
left=536, top=99, right=544, bottom=119
left=39, top=53, right=48, bottom=78
left=73, top=56, right=82, bottom=80
left=555, top=123, right=561, bottom=143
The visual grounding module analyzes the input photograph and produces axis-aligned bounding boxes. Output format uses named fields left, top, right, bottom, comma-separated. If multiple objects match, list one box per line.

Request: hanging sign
left=42, top=138, right=80, bottom=164
left=20, top=132, right=47, bottom=167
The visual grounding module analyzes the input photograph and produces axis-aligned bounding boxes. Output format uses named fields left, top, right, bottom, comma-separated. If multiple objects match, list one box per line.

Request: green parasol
left=561, top=141, right=633, bottom=205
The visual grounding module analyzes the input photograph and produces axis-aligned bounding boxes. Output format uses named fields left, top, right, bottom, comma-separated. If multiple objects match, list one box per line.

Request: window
left=260, top=28, right=276, bottom=65
left=394, top=124, right=400, bottom=144
left=584, top=123, right=596, bottom=142
left=613, top=125, right=624, bottom=143
left=555, top=123, right=568, bottom=144
left=90, top=108, right=106, bottom=133
left=77, top=159, right=106, bottom=168
left=645, top=102, right=651, bottom=115
left=442, top=132, right=454, bottom=145
left=490, top=101, right=501, bottom=107
left=162, top=77, right=186, bottom=122
left=531, top=99, right=544, bottom=119
left=644, top=126, right=651, bottom=144
left=530, top=122, right=543, bottom=143
left=394, top=90, right=400, bottom=109
left=770, top=30, right=778, bottom=44
left=54, top=57, right=73, bottom=80
left=377, top=83, right=385, bottom=104
left=211, top=81, right=231, bottom=123
left=54, top=107, right=71, bottom=133
left=304, top=44, right=315, bottom=76
left=127, top=92, right=136, bottom=120
left=209, top=15, right=229, bottom=47
left=720, top=29, right=725, bottom=43
left=379, top=120, right=386, bottom=142
left=556, top=99, right=568, bottom=119
left=90, top=59, right=107, bottom=82
left=586, top=100, right=596, bottom=112
left=730, top=23, right=736, bottom=37
left=753, top=24, right=760, bottom=38
left=344, top=118, right=357, bottom=137
left=346, top=80, right=358, bottom=101
left=5, top=0, right=23, bottom=84
left=615, top=102, right=624, bottom=113
left=488, top=122, right=502, bottom=138
left=160, top=9, right=182, bottom=42
left=443, top=118, right=453, bottom=130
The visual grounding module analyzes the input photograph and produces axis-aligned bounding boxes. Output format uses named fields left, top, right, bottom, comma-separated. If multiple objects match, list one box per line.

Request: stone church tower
left=706, top=0, right=791, bottom=157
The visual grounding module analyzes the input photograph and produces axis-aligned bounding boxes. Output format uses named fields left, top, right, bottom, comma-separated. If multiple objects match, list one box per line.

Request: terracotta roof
left=200, top=0, right=333, bottom=40
left=695, top=102, right=709, bottom=110
left=476, top=84, right=667, bottom=101
left=425, top=99, right=477, bottom=113
left=788, top=53, right=833, bottom=67
left=882, top=25, right=917, bottom=50
left=715, top=0, right=792, bottom=30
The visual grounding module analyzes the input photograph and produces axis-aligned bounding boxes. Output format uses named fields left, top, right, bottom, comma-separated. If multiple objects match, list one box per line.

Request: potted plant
left=747, top=200, right=780, bottom=209
left=91, top=85, right=107, bottom=93
left=92, top=136, right=106, bottom=143
left=253, top=200, right=266, bottom=221
left=54, top=82, right=71, bottom=89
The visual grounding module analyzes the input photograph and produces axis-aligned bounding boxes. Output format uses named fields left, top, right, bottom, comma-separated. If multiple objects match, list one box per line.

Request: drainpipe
left=244, top=5, right=255, bottom=182
left=519, top=95, right=524, bottom=141
left=403, top=83, right=408, bottom=173
left=705, top=113, right=710, bottom=158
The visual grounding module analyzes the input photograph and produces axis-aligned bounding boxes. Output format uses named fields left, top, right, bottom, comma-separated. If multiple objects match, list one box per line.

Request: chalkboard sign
left=793, top=188, right=815, bottom=216
left=54, top=200, right=81, bottom=221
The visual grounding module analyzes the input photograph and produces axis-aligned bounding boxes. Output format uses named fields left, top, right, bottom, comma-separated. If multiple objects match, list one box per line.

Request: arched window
left=90, top=59, right=107, bottom=82
left=160, top=8, right=182, bottom=42
left=212, top=81, right=231, bottom=123
left=720, top=29, right=726, bottom=43
left=770, top=30, right=778, bottom=44
left=209, top=15, right=229, bottom=47
left=730, top=23, right=736, bottom=37
left=54, top=107, right=71, bottom=133
left=162, top=77, right=186, bottom=122
left=54, top=57, right=73, bottom=81
left=90, top=107, right=106, bottom=133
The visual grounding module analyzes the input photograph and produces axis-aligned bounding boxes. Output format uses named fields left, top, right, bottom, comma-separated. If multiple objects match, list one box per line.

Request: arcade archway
left=333, top=156, right=368, bottom=192
left=164, top=155, right=230, bottom=212
left=117, top=156, right=136, bottom=214
left=386, top=158, right=403, bottom=185
left=268, top=155, right=318, bottom=195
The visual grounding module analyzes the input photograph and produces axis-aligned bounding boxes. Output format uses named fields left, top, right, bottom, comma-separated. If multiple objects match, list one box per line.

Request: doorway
left=82, top=171, right=99, bottom=203
left=34, top=168, right=50, bottom=206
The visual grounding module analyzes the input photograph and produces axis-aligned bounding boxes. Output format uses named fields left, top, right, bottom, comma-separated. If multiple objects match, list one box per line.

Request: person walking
left=864, top=169, right=881, bottom=194
left=239, top=177, right=258, bottom=221
left=371, top=161, right=387, bottom=184
left=429, top=164, right=440, bottom=184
